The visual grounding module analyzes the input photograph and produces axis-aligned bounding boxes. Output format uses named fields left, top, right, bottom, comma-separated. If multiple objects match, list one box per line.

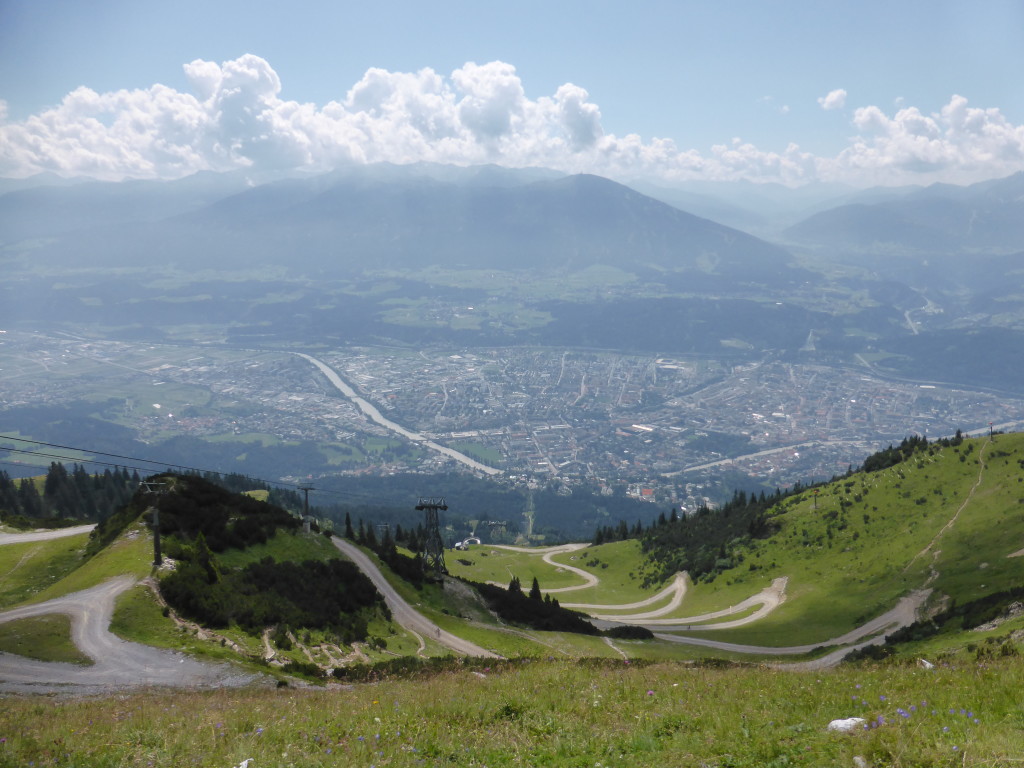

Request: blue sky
left=2, top=0, right=1022, bottom=186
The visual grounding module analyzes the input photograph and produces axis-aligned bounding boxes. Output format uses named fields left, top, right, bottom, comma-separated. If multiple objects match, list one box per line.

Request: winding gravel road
left=331, top=537, right=500, bottom=658
left=0, top=577, right=261, bottom=694
left=0, top=524, right=97, bottom=545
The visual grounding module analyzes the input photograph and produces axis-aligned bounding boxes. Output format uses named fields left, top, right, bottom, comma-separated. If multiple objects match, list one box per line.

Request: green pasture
left=0, top=532, right=91, bottom=608
left=447, top=441, right=502, bottom=466
left=4, top=655, right=1022, bottom=767
left=0, top=613, right=91, bottom=665
left=25, top=523, right=153, bottom=606
left=687, top=434, right=1024, bottom=647
left=446, top=546, right=590, bottom=590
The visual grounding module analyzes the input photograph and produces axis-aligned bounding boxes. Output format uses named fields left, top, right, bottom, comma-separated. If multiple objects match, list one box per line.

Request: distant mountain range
left=2, top=164, right=1022, bottom=393
left=0, top=164, right=797, bottom=286
left=783, top=171, right=1024, bottom=254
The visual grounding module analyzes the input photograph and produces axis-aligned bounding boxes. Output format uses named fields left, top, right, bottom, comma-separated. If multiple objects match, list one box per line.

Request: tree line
left=0, top=463, right=139, bottom=526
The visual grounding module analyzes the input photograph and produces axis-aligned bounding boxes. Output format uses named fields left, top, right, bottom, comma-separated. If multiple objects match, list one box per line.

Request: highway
left=295, top=353, right=502, bottom=476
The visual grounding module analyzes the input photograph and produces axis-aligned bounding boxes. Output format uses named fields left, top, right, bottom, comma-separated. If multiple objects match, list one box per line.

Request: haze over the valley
left=2, top=1, right=1023, bottom=516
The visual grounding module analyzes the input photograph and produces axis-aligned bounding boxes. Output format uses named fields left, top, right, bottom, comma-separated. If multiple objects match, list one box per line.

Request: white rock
left=918, top=658, right=935, bottom=669
left=827, top=717, right=866, bottom=732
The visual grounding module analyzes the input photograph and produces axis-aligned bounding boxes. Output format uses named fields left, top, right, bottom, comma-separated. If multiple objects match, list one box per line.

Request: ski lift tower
left=416, top=497, right=448, bottom=577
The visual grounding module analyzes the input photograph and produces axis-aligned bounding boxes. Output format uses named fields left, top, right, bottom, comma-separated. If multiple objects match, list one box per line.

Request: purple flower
left=647, top=690, right=654, bottom=696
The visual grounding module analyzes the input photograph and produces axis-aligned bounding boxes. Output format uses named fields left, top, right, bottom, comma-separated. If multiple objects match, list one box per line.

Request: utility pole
left=298, top=482, right=315, bottom=533
left=139, top=480, right=169, bottom=566
left=416, top=497, right=448, bottom=577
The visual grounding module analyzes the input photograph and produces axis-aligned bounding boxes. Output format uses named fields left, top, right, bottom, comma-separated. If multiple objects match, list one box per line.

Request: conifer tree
left=529, top=577, right=543, bottom=601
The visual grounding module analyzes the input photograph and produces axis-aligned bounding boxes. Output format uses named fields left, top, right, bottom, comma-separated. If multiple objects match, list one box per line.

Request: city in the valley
left=3, top=330, right=1021, bottom=511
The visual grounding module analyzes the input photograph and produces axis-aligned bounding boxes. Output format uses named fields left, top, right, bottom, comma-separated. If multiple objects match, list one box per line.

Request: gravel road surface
left=331, top=537, right=500, bottom=658
left=0, top=576, right=261, bottom=694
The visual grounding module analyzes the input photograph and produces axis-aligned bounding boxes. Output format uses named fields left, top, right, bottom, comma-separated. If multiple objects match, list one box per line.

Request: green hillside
left=447, top=432, right=1024, bottom=661
left=5, top=433, right=1024, bottom=678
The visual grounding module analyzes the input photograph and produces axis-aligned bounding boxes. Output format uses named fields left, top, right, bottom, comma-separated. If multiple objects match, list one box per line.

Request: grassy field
left=0, top=532, right=91, bottom=608
left=1, top=655, right=1019, bottom=767
left=5, top=432, right=1024, bottom=706
left=0, top=613, right=91, bottom=665
left=436, top=433, right=1024, bottom=657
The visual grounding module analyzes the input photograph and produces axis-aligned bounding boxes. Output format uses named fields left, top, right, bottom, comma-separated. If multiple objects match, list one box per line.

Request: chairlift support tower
left=416, top=497, right=448, bottom=576
left=298, top=482, right=315, bottom=533
left=139, top=480, right=169, bottom=566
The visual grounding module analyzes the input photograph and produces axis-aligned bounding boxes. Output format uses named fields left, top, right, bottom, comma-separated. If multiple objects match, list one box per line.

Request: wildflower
left=647, top=690, right=654, bottom=696
left=255, top=727, right=264, bottom=735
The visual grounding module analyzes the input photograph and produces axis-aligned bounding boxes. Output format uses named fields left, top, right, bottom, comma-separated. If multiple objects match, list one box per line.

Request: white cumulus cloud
left=818, top=89, right=847, bottom=111
left=822, top=94, right=1024, bottom=185
left=1, top=56, right=1023, bottom=187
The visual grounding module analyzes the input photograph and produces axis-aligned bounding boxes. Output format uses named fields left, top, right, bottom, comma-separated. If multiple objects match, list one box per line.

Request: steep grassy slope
left=449, top=434, right=1024, bottom=655
left=696, top=433, right=1024, bottom=645
left=0, top=531, right=92, bottom=608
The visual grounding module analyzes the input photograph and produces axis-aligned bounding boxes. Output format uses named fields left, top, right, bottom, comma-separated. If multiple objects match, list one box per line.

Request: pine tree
left=17, top=479, right=43, bottom=518
left=507, top=576, right=522, bottom=595
left=529, top=577, right=542, bottom=601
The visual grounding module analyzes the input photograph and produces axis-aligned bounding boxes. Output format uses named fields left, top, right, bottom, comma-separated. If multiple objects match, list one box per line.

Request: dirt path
left=562, top=572, right=687, bottom=613
left=0, top=524, right=96, bottom=546
left=628, top=577, right=788, bottom=628
left=331, top=537, right=500, bottom=659
left=489, top=543, right=598, bottom=593
left=646, top=588, right=931, bottom=668
left=0, top=576, right=259, bottom=693
left=906, top=438, right=990, bottom=572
